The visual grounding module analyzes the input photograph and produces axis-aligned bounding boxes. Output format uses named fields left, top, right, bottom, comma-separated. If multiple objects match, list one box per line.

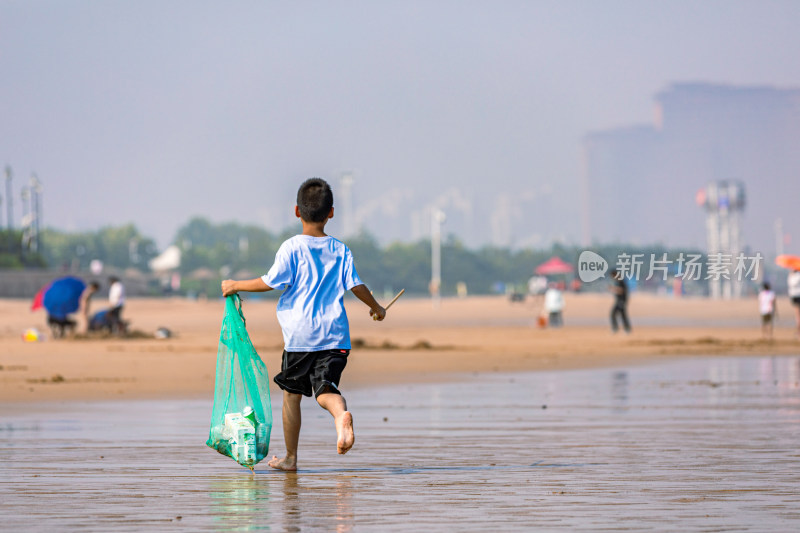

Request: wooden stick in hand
left=373, top=288, right=405, bottom=320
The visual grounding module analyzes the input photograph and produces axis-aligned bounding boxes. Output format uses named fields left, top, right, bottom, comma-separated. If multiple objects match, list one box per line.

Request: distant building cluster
left=582, top=83, right=800, bottom=254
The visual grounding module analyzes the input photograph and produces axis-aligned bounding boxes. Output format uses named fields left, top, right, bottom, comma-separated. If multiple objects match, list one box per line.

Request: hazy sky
left=2, top=1, right=799, bottom=249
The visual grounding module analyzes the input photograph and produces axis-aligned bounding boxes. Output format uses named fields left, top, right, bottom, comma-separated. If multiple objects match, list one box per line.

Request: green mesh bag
left=206, top=294, right=272, bottom=470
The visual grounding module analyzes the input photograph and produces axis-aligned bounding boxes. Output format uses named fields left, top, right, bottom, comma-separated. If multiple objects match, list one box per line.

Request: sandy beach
left=3, top=294, right=800, bottom=531
left=1, top=292, right=798, bottom=407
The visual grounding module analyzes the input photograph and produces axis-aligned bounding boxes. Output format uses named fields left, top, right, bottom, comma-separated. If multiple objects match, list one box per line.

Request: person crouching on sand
left=221, top=177, right=385, bottom=471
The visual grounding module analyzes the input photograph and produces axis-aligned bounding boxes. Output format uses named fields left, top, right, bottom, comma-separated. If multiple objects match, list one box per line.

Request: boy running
left=221, top=178, right=385, bottom=471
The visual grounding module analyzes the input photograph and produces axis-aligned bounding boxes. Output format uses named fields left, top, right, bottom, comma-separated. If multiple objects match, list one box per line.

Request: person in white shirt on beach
left=107, top=276, right=126, bottom=334
left=788, top=270, right=800, bottom=339
left=543, top=284, right=565, bottom=328
left=758, top=282, right=776, bottom=340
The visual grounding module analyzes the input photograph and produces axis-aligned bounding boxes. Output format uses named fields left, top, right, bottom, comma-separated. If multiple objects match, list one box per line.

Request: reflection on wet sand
left=275, top=474, right=354, bottom=533
left=282, top=474, right=301, bottom=532
left=611, top=370, right=629, bottom=409
left=1, top=356, right=799, bottom=531
left=207, top=475, right=272, bottom=529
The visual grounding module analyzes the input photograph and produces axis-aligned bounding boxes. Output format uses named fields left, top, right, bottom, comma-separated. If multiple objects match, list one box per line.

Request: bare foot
left=268, top=455, right=297, bottom=471
left=336, top=411, right=355, bottom=454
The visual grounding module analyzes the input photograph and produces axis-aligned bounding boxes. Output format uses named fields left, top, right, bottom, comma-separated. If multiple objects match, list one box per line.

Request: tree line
left=1, top=218, right=721, bottom=296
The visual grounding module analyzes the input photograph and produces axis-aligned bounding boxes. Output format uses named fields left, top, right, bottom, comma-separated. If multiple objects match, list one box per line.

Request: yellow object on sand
left=22, top=328, right=42, bottom=342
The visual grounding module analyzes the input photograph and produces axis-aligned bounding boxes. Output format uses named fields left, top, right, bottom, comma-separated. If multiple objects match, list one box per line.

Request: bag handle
left=228, top=294, right=246, bottom=326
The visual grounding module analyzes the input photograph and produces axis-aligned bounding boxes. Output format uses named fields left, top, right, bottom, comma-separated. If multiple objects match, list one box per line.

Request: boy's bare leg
left=316, top=393, right=355, bottom=454
left=269, top=391, right=302, bottom=471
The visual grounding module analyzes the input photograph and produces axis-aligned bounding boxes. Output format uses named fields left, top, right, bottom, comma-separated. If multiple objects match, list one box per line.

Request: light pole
left=775, top=218, right=784, bottom=257
left=20, top=186, right=30, bottom=252
left=30, top=174, right=42, bottom=253
left=129, top=237, right=141, bottom=265
left=340, top=173, right=355, bottom=237
left=430, top=208, right=446, bottom=308
left=4, top=166, right=12, bottom=230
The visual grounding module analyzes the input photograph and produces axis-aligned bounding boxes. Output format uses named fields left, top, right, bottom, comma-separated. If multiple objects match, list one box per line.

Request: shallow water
left=2, top=356, right=799, bottom=532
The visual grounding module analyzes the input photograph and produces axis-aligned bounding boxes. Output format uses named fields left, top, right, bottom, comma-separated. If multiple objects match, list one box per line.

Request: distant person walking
left=758, top=282, right=776, bottom=340
left=108, top=276, right=126, bottom=334
left=788, top=269, right=800, bottom=340
left=543, top=284, right=565, bottom=328
left=609, top=270, right=631, bottom=334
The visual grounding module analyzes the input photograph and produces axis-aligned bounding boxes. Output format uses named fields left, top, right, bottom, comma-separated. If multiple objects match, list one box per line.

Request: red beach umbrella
left=30, top=277, right=87, bottom=319
left=535, top=257, right=574, bottom=275
left=30, top=282, right=52, bottom=311
left=776, top=254, right=800, bottom=271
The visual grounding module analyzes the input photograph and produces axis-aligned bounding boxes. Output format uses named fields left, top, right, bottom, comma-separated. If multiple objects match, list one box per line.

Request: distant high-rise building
left=582, top=83, right=800, bottom=253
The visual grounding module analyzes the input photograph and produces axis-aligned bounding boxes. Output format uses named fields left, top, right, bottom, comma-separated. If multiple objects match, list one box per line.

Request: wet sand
left=2, top=294, right=800, bottom=530
left=1, top=356, right=799, bottom=531
left=1, top=293, right=799, bottom=406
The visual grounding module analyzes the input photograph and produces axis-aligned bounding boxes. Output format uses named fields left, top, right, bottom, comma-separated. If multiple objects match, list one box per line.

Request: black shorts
left=792, top=296, right=800, bottom=307
left=273, top=349, right=349, bottom=398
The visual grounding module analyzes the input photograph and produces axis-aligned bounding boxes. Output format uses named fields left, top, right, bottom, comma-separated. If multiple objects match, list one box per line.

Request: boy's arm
left=350, top=284, right=386, bottom=321
left=221, top=278, right=273, bottom=296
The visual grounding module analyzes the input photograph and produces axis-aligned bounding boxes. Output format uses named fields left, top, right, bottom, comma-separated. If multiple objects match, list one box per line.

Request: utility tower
left=19, top=174, right=43, bottom=254
left=697, top=180, right=746, bottom=299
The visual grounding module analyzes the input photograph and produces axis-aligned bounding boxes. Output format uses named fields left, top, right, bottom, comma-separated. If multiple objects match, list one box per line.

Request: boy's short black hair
left=297, top=178, right=333, bottom=222
left=763, top=281, right=771, bottom=290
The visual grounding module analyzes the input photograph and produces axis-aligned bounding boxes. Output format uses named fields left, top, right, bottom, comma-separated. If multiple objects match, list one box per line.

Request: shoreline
left=5, top=352, right=799, bottom=418
left=2, top=294, right=799, bottom=409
